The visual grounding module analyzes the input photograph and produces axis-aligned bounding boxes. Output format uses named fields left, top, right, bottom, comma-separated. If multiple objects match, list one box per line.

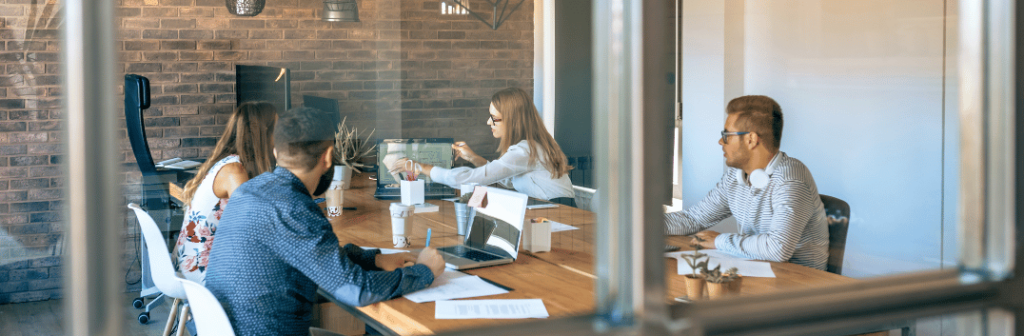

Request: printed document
left=404, top=272, right=508, bottom=303
left=435, top=299, right=549, bottom=319
left=548, top=220, right=579, bottom=232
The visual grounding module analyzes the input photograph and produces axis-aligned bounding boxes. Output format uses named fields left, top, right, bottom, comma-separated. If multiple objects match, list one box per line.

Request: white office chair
left=129, top=203, right=191, bottom=336
left=178, top=277, right=346, bottom=336
left=177, top=278, right=235, bottom=336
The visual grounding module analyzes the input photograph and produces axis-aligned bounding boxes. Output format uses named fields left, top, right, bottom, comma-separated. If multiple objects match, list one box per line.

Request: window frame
left=64, top=0, right=1023, bottom=335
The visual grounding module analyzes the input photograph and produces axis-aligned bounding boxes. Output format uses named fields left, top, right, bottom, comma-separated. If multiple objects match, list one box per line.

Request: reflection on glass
left=677, top=0, right=957, bottom=283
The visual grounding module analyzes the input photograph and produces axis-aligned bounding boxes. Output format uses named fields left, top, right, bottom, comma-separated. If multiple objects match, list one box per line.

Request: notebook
left=374, top=138, right=457, bottom=200
left=434, top=187, right=529, bottom=270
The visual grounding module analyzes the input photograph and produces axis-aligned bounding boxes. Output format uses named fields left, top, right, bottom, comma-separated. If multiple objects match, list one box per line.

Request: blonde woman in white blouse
left=389, top=87, right=575, bottom=201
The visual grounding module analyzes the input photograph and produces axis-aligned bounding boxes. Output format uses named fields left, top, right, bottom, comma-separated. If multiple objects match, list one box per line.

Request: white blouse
left=429, top=140, right=574, bottom=200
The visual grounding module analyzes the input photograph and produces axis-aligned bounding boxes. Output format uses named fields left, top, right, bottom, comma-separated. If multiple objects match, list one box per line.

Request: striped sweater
left=665, top=152, right=829, bottom=270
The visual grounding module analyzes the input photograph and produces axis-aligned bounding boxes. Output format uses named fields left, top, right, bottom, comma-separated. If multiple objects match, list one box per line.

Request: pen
left=425, top=228, right=432, bottom=247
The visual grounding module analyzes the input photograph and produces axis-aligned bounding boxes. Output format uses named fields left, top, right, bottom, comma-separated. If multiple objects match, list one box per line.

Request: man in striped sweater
left=665, top=95, right=829, bottom=270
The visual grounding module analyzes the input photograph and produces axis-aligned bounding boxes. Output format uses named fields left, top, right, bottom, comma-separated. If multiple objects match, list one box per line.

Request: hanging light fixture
left=226, top=0, right=266, bottom=16
left=440, top=0, right=469, bottom=15
left=438, top=0, right=525, bottom=30
left=322, top=0, right=360, bottom=22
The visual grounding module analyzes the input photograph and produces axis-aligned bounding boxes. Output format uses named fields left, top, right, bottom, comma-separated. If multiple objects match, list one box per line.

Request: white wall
left=680, top=0, right=958, bottom=278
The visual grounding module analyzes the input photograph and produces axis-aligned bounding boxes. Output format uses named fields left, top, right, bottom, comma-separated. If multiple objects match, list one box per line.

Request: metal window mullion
left=959, top=0, right=1016, bottom=279
left=62, top=0, right=122, bottom=335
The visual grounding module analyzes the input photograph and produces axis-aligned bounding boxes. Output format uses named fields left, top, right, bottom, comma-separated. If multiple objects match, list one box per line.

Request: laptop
left=435, top=188, right=529, bottom=270
left=374, top=138, right=458, bottom=200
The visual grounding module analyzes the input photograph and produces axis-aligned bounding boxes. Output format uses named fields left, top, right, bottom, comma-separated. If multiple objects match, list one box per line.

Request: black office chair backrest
left=125, top=74, right=157, bottom=176
left=820, top=194, right=850, bottom=275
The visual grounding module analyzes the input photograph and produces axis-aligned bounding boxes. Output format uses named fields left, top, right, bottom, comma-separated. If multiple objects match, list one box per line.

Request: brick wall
left=0, top=0, right=533, bottom=303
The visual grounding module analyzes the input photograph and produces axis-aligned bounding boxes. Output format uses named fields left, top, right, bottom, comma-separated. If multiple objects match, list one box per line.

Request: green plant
left=456, top=192, right=475, bottom=204
left=679, top=236, right=709, bottom=278
left=704, top=266, right=740, bottom=284
left=334, top=117, right=377, bottom=172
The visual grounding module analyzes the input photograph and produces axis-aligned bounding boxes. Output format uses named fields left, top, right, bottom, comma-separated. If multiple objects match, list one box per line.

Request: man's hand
left=375, top=252, right=417, bottom=271
left=691, top=230, right=721, bottom=249
left=416, top=247, right=445, bottom=278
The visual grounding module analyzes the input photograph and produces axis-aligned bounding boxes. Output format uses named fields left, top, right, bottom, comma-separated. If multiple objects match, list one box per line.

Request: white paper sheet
left=666, top=250, right=776, bottom=278
left=435, top=299, right=549, bottom=319
left=548, top=220, right=579, bottom=232
left=404, top=274, right=508, bottom=303
left=361, top=246, right=409, bottom=255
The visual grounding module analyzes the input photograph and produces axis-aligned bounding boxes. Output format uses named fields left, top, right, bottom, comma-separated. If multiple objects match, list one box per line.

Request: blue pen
left=425, top=228, right=432, bottom=247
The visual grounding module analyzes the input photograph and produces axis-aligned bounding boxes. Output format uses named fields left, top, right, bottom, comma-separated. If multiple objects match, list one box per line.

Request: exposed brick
left=10, top=201, right=48, bottom=212
left=161, top=40, right=196, bottom=50
left=230, top=19, right=265, bottom=29
left=11, top=178, right=48, bottom=190
left=161, top=19, right=196, bottom=29
left=29, top=211, right=61, bottom=223
left=11, top=155, right=47, bottom=166
left=27, top=189, right=60, bottom=200
left=29, top=166, right=60, bottom=178
left=142, top=29, right=178, bottom=39
left=8, top=268, right=47, bottom=281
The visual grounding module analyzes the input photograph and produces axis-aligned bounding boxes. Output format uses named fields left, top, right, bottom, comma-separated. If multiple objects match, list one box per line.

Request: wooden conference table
left=169, top=174, right=855, bottom=335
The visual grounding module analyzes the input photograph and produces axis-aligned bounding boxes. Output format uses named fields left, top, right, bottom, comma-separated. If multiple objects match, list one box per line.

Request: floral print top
left=173, top=155, right=240, bottom=284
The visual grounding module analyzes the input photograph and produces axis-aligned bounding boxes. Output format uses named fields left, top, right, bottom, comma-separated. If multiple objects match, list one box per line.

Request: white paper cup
left=390, top=203, right=415, bottom=248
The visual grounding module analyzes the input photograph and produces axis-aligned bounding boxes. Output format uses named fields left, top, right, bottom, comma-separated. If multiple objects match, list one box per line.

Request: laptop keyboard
left=439, top=246, right=504, bottom=262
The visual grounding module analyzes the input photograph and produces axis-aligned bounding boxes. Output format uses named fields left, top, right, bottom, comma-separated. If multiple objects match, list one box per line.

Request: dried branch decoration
left=334, top=116, right=377, bottom=173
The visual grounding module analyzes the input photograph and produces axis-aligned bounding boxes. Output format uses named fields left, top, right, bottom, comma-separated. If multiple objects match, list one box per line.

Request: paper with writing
left=434, top=299, right=549, bottom=319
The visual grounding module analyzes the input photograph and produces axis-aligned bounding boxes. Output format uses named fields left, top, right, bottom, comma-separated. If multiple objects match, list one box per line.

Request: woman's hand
left=387, top=158, right=428, bottom=178
left=452, top=142, right=487, bottom=167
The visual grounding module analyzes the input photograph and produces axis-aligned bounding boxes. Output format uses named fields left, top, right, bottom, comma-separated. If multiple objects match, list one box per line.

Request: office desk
left=169, top=174, right=862, bottom=335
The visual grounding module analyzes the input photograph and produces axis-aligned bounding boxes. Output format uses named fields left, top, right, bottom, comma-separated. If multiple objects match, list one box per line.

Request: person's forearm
left=470, top=156, right=487, bottom=167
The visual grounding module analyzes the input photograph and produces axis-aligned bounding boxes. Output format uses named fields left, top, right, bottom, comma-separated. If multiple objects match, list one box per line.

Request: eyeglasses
left=488, top=115, right=503, bottom=124
left=721, top=130, right=750, bottom=144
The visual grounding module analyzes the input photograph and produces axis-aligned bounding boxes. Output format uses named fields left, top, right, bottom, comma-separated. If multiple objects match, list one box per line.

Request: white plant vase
left=339, top=165, right=353, bottom=189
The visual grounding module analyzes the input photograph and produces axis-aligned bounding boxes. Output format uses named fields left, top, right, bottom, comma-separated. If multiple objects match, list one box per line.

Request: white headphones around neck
left=737, top=167, right=773, bottom=189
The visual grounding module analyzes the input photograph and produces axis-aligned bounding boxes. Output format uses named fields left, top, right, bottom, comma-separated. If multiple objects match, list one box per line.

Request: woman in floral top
left=173, top=102, right=277, bottom=283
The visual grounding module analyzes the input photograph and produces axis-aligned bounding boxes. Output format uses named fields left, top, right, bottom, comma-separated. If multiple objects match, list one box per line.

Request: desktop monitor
left=235, top=64, right=291, bottom=112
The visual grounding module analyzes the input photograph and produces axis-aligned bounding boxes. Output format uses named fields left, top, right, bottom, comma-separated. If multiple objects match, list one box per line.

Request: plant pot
left=706, top=282, right=734, bottom=299
left=454, top=203, right=474, bottom=236
left=338, top=165, right=352, bottom=189
left=683, top=274, right=706, bottom=301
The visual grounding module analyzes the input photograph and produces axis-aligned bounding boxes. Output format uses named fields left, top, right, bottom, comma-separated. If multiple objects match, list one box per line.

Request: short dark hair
left=726, top=95, right=784, bottom=151
left=273, top=107, right=340, bottom=170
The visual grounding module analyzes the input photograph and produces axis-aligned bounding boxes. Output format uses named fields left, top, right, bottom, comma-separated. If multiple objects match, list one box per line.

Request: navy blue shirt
left=205, top=167, right=435, bottom=336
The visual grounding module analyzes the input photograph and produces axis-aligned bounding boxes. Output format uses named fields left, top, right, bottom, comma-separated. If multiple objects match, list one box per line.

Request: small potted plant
left=334, top=117, right=376, bottom=189
left=703, top=266, right=740, bottom=299
left=678, top=237, right=709, bottom=300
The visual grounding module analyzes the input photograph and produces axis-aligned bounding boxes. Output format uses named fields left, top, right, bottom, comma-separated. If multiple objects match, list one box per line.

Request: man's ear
left=746, top=133, right=760, bottom=150
left=321, top=145, right=334, bottom=169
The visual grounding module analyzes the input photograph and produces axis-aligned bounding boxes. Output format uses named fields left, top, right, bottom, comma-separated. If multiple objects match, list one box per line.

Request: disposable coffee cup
left=326, top=167, right=346, bottom=217
left=460, top=183, right=478, bottom=195
left=389, top=203, right=415, bottom=248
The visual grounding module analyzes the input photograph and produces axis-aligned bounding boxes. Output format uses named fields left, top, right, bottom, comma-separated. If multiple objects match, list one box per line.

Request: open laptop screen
left=469, top=188, right=528, bottom=260
left=376, top=139, right=454, bottom=186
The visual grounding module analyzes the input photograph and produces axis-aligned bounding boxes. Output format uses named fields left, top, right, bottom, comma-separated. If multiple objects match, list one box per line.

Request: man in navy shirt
left=205, top=107, right=445, bottom=335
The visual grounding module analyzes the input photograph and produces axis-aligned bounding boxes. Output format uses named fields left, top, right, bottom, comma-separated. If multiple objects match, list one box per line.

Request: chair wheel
left=138, top=312, right=150, bottom=324
left=132, top=297, right=145, bottom=309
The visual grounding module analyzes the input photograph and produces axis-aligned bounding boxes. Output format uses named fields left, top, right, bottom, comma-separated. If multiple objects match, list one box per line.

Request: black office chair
left=819, top=194, right=849, bottom=275
left=125, top=74, right=189, bottom=324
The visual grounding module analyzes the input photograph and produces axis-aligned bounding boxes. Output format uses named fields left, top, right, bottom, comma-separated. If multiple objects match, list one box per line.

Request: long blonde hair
left=492, top=88, right=572, bottom=178
left=181, top=102, right=278, bottom=206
